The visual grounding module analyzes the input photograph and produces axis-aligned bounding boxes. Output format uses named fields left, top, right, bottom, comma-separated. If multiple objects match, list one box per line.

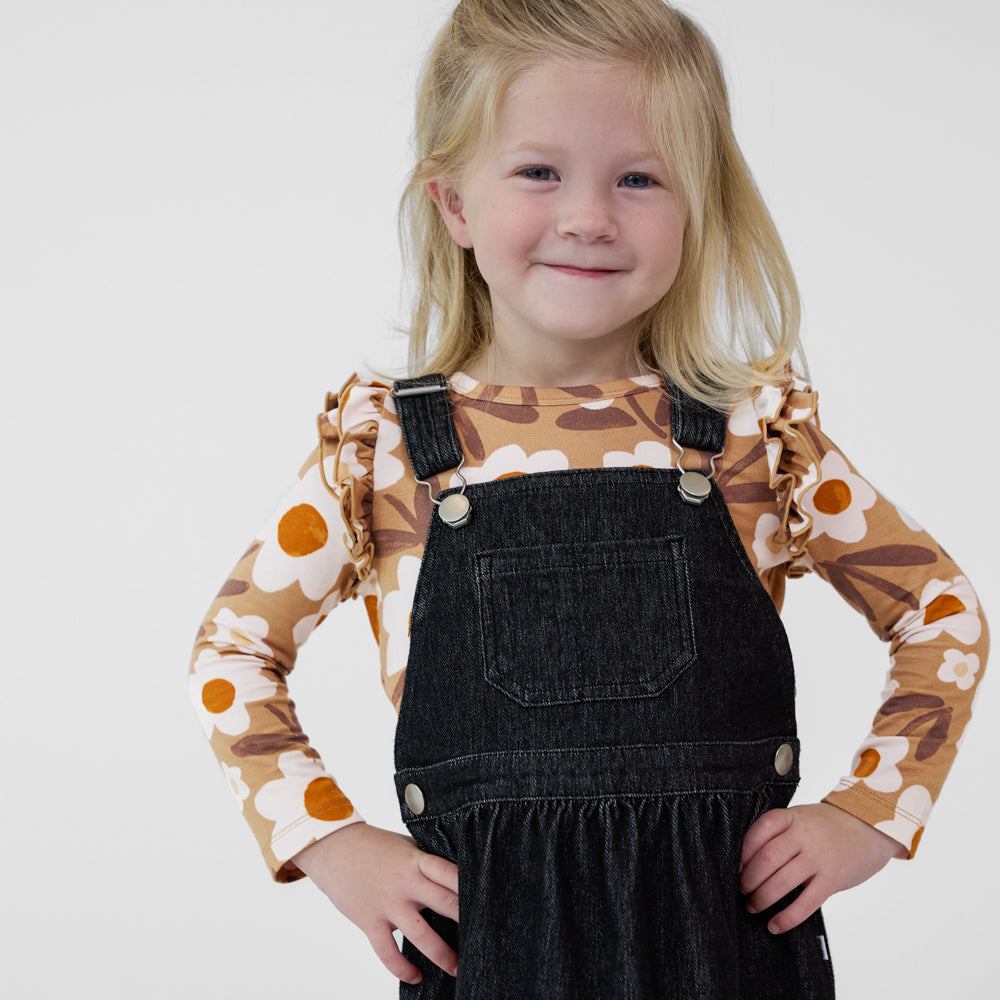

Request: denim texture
left=393, top=375, right=465, bottom=482
left=392, top=385, right=836, bottom=999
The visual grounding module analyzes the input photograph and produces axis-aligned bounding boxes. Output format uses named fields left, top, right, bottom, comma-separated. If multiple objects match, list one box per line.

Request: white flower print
left=879, top=659, right=900, bottom=703
left=603, top=440, right=674, bottom=469
left=453, top=444, right=569, bottom=486
left=799, top=451, right=876, bottom=543
left=751, top=512, right=787, bottom=572
left=449, top=372, right=479, bottom=394
left=893, top=576, right=982, bottom=646
left=937, top=649, right=980, bottom=691
left=381, top=556, right=422, bottom=678
left=727, top=395, right=762, bottom=438
left=874, top=784, right=933, bottom=855
left=845, top=735, right=910, bottom=794
left=254, top=750, right=358, bottom=862
left=957, top=680, right=986, bottom=753
left=221, top=761, right=250, bottom=810
left=251, top=462, right=349, bottom=600
left=373, top=402, right=405, bottom=491
left=292, top=590, right=342, bottom=649
left=189, top=647, right=278, bottom=738
left=210, top=608, right=272, bottom=656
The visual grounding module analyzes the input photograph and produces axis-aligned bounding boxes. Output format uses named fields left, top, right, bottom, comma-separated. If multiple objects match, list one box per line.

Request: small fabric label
left=817, top=935, right=830, bottom=961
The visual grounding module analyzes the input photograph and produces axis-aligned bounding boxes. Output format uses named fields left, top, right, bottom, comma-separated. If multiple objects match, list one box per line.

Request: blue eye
left=521, top=166, right=558, bottom=181
left=620, top=173, right=653, bottom=189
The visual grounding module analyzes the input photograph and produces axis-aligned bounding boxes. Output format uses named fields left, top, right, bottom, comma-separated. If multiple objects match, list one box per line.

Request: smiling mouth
left=544, top=264, right=623, bottom=277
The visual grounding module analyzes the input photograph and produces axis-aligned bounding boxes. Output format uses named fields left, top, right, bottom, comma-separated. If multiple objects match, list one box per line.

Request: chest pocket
left=475, top=535, right=697, bottom=706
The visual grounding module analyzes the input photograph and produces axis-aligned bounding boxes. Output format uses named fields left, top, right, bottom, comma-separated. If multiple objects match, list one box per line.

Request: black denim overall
left=391, top=375, right=835, bottom=999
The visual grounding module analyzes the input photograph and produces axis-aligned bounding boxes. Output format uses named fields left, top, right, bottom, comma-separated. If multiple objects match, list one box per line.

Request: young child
left=190, top=1, right=988, bottom=996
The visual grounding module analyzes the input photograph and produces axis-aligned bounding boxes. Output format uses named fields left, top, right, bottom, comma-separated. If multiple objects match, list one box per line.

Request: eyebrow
left=504, top=142, right=665, bottom=162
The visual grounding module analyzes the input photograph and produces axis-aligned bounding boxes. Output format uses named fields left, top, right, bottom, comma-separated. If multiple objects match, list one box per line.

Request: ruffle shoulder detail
left=753, top=375, right=822, bottom=577
left=314, top=373, right=391, bottom=595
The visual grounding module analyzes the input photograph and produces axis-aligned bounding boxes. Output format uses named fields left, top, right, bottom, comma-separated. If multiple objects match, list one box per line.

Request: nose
left=555, top=185, right=617, bottom=243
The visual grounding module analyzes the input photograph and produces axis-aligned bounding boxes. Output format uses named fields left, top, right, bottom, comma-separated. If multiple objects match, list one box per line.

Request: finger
left=740, top=832, right=801, bottom=895
left=765, top=878, right=830, bottom=935
left=399, top=908, right=459, bottom=977
left=418, top=878, right=460, bottom=923
left=740, top=809, right=794, bottom=868
left=745, top=855, right=812, bottom=914
left=368, top=923, right=424, bottom=985
left=418, top=852, right=460, bottom=895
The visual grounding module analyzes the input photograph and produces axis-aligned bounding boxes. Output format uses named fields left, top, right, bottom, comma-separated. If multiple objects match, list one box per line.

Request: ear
left=426, top=172, right=474, bottom=249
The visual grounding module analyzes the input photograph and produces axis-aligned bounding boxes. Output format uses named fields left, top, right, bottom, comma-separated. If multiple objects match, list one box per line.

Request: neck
left=464, top=342, right=643, bottom=388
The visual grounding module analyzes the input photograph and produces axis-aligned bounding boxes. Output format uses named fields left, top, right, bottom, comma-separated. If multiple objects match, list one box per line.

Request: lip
left=543, top=264, right=624, bottom=278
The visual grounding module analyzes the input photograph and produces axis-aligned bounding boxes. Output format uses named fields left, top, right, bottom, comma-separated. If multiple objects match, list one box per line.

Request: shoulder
left=726, top=369, right=819, bottom=442
left=319, top=373, right=394, bottom=446
left=297, top=373, right=395, bottom=480
left=724, top=370, right=822, bottom=572
left=301, top=373, right=396, bottom=584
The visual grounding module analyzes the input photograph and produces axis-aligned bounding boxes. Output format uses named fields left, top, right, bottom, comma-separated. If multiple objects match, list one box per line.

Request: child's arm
left=189, top=376, right=383, bottom=881
left=738, top=392, right=988, bottom=930
left=292, top=824, right=460, bottom=984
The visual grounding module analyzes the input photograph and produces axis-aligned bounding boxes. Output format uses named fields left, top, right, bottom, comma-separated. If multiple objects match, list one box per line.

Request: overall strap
left=391, top=374, right=464, bottom=482
left=668, top=382, right=727, bottom=454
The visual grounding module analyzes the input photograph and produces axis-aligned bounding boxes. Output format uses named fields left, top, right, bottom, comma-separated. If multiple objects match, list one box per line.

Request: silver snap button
left=438, top=493, right=472, bottom=528
left=678, top=470, right=711, bottom=505
left=774, top=743, right=794, bottom=776
left=404, top=782, right=426, bottom=816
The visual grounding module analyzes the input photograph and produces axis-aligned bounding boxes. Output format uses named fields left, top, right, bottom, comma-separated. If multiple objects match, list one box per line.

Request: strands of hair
left=399, top=0, right=805, bottom=409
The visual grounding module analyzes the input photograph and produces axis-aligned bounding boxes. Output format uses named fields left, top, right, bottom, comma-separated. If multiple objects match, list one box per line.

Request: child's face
left=430, top=59, right=686, bottom=374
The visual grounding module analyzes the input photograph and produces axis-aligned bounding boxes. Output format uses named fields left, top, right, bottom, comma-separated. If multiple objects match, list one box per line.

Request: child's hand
left=739, top=802, right=905, bottom=934
left=291, top=822, right=460, bottom=984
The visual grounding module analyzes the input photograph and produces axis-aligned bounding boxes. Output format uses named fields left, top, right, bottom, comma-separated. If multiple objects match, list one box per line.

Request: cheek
left=641, top=212, right=685, bottom=274
left=471, top=204, right=543, bottom=275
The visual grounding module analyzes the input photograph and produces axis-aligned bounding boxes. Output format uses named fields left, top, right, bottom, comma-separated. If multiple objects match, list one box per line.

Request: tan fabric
left=190, top=371, right=988, bottom=880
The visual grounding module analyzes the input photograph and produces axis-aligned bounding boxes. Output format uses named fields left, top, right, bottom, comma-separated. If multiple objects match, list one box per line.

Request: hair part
left=399, top=0, right=805, bottom=408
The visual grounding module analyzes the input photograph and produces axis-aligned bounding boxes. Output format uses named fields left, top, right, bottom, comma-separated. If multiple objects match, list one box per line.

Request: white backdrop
left=3, top=1, right=997, bottom=996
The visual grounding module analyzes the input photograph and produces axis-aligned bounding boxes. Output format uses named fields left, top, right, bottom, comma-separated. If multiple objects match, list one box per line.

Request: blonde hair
left=399, top=0, right=805, bottom=408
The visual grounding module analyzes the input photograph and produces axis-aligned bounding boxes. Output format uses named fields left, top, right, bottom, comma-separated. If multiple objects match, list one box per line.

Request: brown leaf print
left=716, top=440, right=767, bottom=490
left=240, top=541, right=262, bottom=561
left=556, top=405, right=637, bottom=431
left=881, top=693, right=945, bottom=715
left=230, top=732, right=313, bottom=757
left=817, top=566, right=877, bottom=623
left=461, top=397, right=539, bottom=425
left=217, top=578, right=250, bottom=598
left=655, top=392, right=671, bottom=429
left=880, top=694, right=952, bottom=761
left=834, top=545, right=938, bottom=568
left=624, top=393, right=669, bottom=439
left=898, top=708, right=953, bottom=761
left=231, top=702, right=316, bottom=757
left=452, top=407, right=486, bottom=460
left=829, top=566, right=920, bottom=608
left=718, top=482, right=778, bottom=506
left=374, top=529, right=427, bottom=557
left=375, top=488, right=432, bottom=556
left=801, top=420, right=828, bottom=457
left=384, top=492, right=420, bottom=530
left=814, top=545, right=934, bottom=623
left=558, top=384, right=604, bottom=398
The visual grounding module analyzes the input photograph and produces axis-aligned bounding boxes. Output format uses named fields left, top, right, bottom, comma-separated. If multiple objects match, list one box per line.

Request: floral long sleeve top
left=190, top=371, right=988, bottom=881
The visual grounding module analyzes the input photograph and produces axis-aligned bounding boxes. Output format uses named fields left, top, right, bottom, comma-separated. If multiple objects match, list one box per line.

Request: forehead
left=489, top=58, right=654, bottom=151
